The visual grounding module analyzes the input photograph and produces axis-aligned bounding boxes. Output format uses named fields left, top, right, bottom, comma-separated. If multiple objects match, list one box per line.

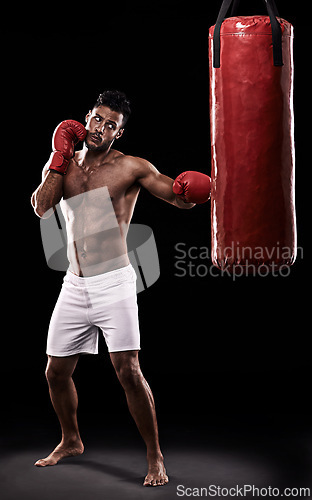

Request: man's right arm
left=31, top=165, right=64, bottom=218
left=31, top=119, right=87, bottom=218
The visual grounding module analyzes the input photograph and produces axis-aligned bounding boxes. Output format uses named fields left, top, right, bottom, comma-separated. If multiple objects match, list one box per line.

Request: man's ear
left=116, top=128, right=124, bottom=139
left=85, top=110, right=92, bottom=123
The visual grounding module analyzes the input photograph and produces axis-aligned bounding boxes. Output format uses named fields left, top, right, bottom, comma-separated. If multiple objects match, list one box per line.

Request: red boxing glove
left=48, top=120, right=87, bottom=175
left=173, top=171, right=211, bottom=204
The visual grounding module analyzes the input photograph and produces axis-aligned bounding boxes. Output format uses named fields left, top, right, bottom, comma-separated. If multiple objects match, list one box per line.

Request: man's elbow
left=33, top=206, right=47, bottom=218
left=31, top=194, right=54, bottom=219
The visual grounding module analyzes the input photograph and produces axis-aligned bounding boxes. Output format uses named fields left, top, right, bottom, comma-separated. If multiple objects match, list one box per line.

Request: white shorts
left=46, top=264, right=140, bottom=356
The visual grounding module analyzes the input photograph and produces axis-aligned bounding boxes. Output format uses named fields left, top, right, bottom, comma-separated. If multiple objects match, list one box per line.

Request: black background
left=2, top=0, right=309, bottom=464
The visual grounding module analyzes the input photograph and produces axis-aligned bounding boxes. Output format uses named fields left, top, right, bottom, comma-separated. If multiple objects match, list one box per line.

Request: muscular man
left=31, top=90, right=211, bottom=487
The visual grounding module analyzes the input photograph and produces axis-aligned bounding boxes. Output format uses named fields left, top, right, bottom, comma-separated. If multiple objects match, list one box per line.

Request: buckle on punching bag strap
left=212, top=0, right=283, bottom=68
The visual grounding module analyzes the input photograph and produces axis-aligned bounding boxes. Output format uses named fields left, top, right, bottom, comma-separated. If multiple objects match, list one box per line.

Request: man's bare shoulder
left=114, top=152, right=157, bottom=178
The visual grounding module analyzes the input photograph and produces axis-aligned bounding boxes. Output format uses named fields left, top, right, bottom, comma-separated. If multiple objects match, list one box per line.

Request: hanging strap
left=212, top=0, right=283, bottom=68
left=230, top=0, right=279, bottom=16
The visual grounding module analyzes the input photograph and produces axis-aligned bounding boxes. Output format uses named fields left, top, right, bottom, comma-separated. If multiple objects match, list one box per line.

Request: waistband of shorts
left=65, top=264, right=136, bottom=287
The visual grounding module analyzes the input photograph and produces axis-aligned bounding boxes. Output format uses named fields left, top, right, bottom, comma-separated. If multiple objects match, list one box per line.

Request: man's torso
left=61, top=149, right=141, bottom=276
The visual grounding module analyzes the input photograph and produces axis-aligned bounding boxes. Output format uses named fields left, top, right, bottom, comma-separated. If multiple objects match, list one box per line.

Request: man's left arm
left=133, top=158, right=211, bottom=209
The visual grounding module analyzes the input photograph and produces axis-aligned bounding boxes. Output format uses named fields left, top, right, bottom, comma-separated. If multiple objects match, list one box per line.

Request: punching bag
left=209, top=0, right=296, bottom=272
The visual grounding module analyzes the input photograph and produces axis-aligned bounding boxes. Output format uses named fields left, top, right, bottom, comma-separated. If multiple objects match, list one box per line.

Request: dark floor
left=1, top=413, right=312, bottom=500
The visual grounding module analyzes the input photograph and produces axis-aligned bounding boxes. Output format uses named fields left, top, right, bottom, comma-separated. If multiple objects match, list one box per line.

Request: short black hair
left=94, top=90, right=131, bottom=128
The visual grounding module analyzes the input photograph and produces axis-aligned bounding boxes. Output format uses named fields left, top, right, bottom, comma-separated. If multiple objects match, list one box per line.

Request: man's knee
left=45, top=355, right=78, bottom=386
left=45, top=363, right=66, bottom=386
left=110, top=351, right=143, bottom=390
left=116, top=362, right=142, bottom=390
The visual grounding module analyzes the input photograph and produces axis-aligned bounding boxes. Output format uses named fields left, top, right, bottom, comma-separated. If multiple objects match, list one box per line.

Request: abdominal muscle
left=67, top=228, right=130, bottom=277
left=61, top=187, right=130, bottom=277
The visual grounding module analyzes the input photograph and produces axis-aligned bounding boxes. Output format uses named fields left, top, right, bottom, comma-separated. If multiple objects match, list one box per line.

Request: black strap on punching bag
left=230, top=0, right=280, bottom=17
left=213, top=0, right=283, bottom=68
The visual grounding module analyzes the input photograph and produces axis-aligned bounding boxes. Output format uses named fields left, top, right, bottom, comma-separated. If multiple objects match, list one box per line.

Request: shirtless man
left=31, top=90, right=211, bottom=486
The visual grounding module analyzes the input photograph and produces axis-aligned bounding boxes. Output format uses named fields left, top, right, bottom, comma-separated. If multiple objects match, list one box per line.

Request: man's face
left=85, top=105, right=124, bottom=152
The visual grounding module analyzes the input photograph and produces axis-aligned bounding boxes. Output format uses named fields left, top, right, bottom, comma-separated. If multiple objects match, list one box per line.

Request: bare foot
left=34, top=439, right=84, bottom=467
left=143, top=454, right=169, bottom=487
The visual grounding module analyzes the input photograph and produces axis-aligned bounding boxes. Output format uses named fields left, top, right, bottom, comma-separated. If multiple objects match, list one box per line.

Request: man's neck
left=81, top=144, right=112, bottom=168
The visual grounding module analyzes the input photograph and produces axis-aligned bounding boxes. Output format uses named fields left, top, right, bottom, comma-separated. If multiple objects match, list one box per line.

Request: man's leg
left=35, top=354, right=84, bottom=467
left=110, top=350, right=169, bottom=487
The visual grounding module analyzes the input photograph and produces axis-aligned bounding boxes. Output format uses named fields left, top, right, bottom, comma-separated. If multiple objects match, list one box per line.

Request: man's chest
left=63, top=160, right=134, bottom=201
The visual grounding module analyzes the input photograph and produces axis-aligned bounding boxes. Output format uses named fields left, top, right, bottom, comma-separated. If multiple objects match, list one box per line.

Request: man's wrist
left=174, top=195, right=195, bottom=209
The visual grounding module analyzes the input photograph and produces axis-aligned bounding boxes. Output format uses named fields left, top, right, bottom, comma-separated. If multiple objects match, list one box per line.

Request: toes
left=34, top=457, right=57, bottom=467
left=34, top=460, right=46, bottom=467
left=143, top=475, right=169, bottom=487
left=143, top=476, right=152, bottom=486
left=143, top=475, right=154, bottom=487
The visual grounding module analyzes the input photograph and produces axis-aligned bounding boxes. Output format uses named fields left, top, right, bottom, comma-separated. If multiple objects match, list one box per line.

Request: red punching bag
left=209, top=0, right=296, bottom=272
